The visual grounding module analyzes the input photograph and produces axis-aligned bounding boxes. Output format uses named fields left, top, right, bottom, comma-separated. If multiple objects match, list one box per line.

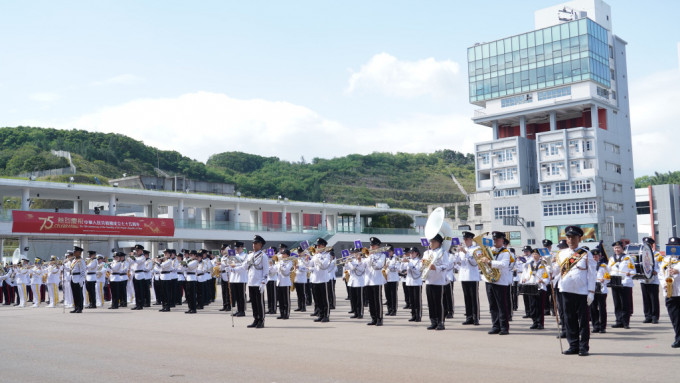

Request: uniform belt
left=112, top=273, right=124, bottom=275
left=72, top=272, right=81, bottom=275
left=186, top=272, right=195, bottom=275
left=197, top=273, right=204, bottom=276
left=87, top=272, right=96, bottom=275
left=161, top=271, right=171, bottom=274
left=135, top=270, right=145, bottom=273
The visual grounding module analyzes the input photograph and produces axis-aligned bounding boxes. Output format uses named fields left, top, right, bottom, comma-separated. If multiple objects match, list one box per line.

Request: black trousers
left=163, top=279, right=175, bottom=310
left=350, top=286, right=364, bottom=317
left=641, top=283, right=660, bottom=320
left=305, top=283, right=313, bottom=305
left=276, top=286, right=290, bottom=318
left=175, top=280, right=184, bottom=305
left=154, top=279, right=165, bottom=304
left=294, top=283, right=306, bottom=310
left=523, top=293, right=531, bottom=316
left=408, top=285, right=422, bottom=320
left=186, top=281, right=197, bottom=311
left=426, top=284, right=444, bottom=324
left=511, top=281, right=519, bottom=311
left=248, top=285, right=265, bottom=324
left=461, top=281, right=480, bottom=323
left=590, top=293, right=607, bottom=330
left=555, top=287, right=566, bottom=334
left=2, top=281, right=10, bottom=304
left=561, top=292, right=590, bottom=352
left=221, top=280, right=232, bottom=310
left=528, top=290, right=546, bottom=326
left=210, top=277, right=216, bottom=302
left=109, top=281, right=121, bottom=308
left=230, top=283, right=246, bottom=313
left=611, top=286, right=632, bottom=326
left=486, top=283, right=510, bottom=332
left=266, top=280, right=277, bottom=313
left=365, top=284, right=383, bottom=322
left=133, top=278, right=145, bottom=309
left=443, top=282, right=454, bottom=316
left=311, top=282, right=329, bottom=319
left=666, top=297, right=680, bottom=343
left=71, top=281, right=84, bottom=311
left=85, top=281, right=96, bottom=307
left=402, top=282, right=411, bottom=308
left=327, top=279, right=336, bottom=309
left=196, top=280, right=205, bottom=308
left=385, top=281, right=398, bottom=314
left=119, top=280, right=127, bottom=306
left=144, top=279, right=151, bottom=306
left=546, top=284, right=554, bottom=315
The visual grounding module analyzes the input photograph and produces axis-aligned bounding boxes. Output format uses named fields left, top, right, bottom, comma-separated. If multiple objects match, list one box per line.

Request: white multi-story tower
left=469, top=0, right=636, bottom=248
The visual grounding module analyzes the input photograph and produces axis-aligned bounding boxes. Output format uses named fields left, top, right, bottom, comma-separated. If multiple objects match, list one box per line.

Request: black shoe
left=522, top=315, right=530, bottom=319
left=415, top=318, right=421, bottom=322
left=672, top=341, right=680, bottom=348
left=108, top=307, right=118, bottom=310
left=367, top=321, right=377, bottom=326
left=462, top=320, right=474, bottom=325
left=313, top=317, right=323, bottom=322
left=130, top=307, right=139, bottom=310
left=436, top=323, right=445, bottom=331
left=256, top=321, right=264, bottom=328
left=69, top=309, right=78, bottom=313
left=197, top=306, right=204, bottom=310
left=624, top=324, right=630, bottom=329
left=121, top=304, right=127, bottom=307
left=488, top=329, right=500, bottom=334
left=219, top=308, right=227, bottom=312
left=446, top=314, right=453, bottom=319
left=348, top=311, right=354, bottom=314
left=350, top=315, right=359, bottom=318
left=653, top=318, right=659, bottom=324
left=356, top=315, right=363, bottom=319
left=294, top=308, right=302, bottom=312
left=499, top=330, right=509, bottom=335
left=643, top=318, right=652, bottom=324
left=300, top=309, right=306, bottom=312
left=310, top=312, right=319, bottom=317
left=612, top=323, right=623, bottom=328
left=563, top=349, right=578, bottom=355
left=87, top=305, right=96, bottom=309
left=403, top=305, right=410, bottom=309
left=578, top=350, right=589, bottom=356
left=144, top=304, right=150, bottom=308
left=474, top=321, right=480, bottom=326
left=536, top=325, right=544, bottom=329
left=600, top=329, right=606, bottom=333
left=154, top=302, right=161, bottom=305
left=75, top=309, right=82, bottom=313
left=409, top=317, right=416, bottom=322
left=320, top=317, right=329, bottom=323
left=427, top=322, right=437, bottom=330
left=376, top=320, right=383, bottom=326
left=530, top=324, right=538, bottom=329
left=247, top=321, right=258, bottom=328
left=557, top=333, right=567, bottom=339
left=592, top=328, right=600, bottom=333
left=276, top=316, right=284, bottom=319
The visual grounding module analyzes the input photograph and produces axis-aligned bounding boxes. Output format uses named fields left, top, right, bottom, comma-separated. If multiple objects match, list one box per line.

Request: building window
left=597, top=86, right=610, bottom=98
left=527, top=239, right=536, bottom=245
left=544, top=162, right=561, bottom=176
left=606, top=161, right=621, bottom=174
left=479, top=152, right=490, bottom=165
left=496, top=168, right=515, bottom=181
left=475, top=224, right=484, bottom=230
left=542, top=184, right=552, bottom=196
left=494, top=206, right=519, bottom=219
left=569, top=139, right=580, bottom=152
left=541, top=142, right=561, bottom=156
left=609, top=45, right=614, bottom=59
left=636, top=201, right=650, bottom=215
left=570, top=160, right=581, bottom=173
left=526, top=221, right=535, bottom=227
left=501, top=94, right=533, bottom=107
left=537, top=86, right=571, bottom=101
left=612, top=90, right=616, bottom=100
left=584, top=140, right=593, bottom=151
left=610, top=69, right=615, bottom=80
left=494, top=189, right=518, bottom=197
left=543, top=200, right=597, bottom=216
left=604, top=201, right=624, bottom=212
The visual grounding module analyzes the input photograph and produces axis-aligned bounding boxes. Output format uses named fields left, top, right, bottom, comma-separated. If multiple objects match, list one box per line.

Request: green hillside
left=0, top=126, right=475, bottom=211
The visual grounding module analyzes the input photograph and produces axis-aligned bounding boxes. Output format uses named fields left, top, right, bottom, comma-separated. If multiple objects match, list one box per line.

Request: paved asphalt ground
left=1, top=285, right=677, bottom=383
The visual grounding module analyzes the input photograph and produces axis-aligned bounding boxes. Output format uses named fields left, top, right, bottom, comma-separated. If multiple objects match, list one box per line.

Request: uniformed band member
left=244, top=235, right=268, bottom=328
left=590, top=248, right=609, bottom=333
left=365, top=237, right=386, bottom=326
left=84, top=251, right=98, bottom=308
left=457, top=231, right=480, bottom=325
left=308, top=238, right=331, bottom=322
left=274, top=249, right=293, bottom=319
left=481, top=231, right=512, bottom=335
left=557, top=225, right=596, bottom=356
left=184, top=250, right=199, bottom=314
left=640, top=237, right=662, bottom=324
left=218, top=244, right=232, bottom=312
left=130, top=245, right=146, bottom=310
left=159, top=249, right=176, bottom=312
left=384, top=245, right=400, bottom=316
left=346, top=247, right=366, bottom=319
left=543, top=239, right=555, bottom=316
left=108, top=252, right=125, bottom=309
left=293, top=249, right=308, bottom=312
left=402, top=247, right=423, bottom=322
left=265, top=245, right=280, bottom=314
left=229, top=242, right=247, bottom=317
left=662, top=237, right=680, bottom=348
left=521, top=249, right=548, bottom=330
left=609, top=240, right=634, bottom=329
left=68, top=246, right=86, bottom=313
left=443, top=247, right=456, bottom=319
left=424, top=233, right=449, bottom=330
left=519, top=246, right=533, bottom=319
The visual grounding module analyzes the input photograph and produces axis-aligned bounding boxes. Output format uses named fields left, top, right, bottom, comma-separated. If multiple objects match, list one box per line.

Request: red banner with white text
left=12, top=211, right=175, bottom=237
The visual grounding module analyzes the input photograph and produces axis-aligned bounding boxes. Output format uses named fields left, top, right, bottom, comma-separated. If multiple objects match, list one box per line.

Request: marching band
left=2, top=225, right=680, bottom=352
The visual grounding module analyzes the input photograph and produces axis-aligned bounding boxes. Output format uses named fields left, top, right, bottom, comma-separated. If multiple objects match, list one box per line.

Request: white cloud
left=629, top=67, right=680, bottom=176
left=29, top=92, right=60, bottom=102
left=43, top=91, right=483, bottom=165
left=90, top=74, right=144, bottom=86
left=346, top=53, right=461, bottom=98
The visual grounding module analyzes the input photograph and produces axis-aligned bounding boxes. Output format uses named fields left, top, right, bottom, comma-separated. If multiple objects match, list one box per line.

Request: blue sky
left=1, top=0, right=678, bottom=176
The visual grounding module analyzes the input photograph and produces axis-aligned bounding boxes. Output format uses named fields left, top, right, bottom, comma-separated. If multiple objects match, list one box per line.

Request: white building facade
left=469, top=0, right=636, bottom=248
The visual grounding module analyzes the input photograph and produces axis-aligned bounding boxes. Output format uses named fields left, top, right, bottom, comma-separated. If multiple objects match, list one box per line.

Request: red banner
left=12, top=211, right=175, bottom=237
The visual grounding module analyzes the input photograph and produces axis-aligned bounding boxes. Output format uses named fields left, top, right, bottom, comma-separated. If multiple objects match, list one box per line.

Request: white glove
left=587, top=292, right=594, bottom=306
left=259, top=283, right=266, bottom=294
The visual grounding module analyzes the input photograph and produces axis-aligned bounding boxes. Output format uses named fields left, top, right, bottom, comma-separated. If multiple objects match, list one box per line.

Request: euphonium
left=290, top=258, right=298, bottom=292
left=472, top=233, right=501, bottom=283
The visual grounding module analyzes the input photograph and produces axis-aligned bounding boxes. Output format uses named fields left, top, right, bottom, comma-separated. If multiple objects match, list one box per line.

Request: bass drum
left=633, top=243, right=655, bottom=280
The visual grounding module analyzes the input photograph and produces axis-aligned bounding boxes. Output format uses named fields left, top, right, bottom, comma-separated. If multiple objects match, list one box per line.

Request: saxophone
left=665, top=259, right=676, bottom=298
left=471, top=233, right=501, bottom=283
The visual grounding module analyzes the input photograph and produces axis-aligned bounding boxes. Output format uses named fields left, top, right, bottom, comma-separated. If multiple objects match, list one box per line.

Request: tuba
left=421, top=207, right=454, bottom=280
left=471, top=232, right=501, bottom=283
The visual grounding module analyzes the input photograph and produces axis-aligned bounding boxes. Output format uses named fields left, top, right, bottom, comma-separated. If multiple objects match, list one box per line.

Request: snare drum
left=608, top=275, right=623, bottom=288
left=518, top=283, right=539, bottom=296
